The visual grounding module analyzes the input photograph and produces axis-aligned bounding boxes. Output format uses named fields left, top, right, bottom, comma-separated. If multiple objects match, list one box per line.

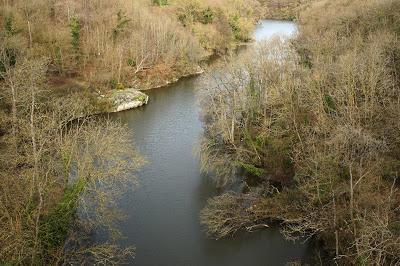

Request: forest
left=200, top=0, right=400, bottom=264
left=1, top=0, right=399, bottom=265
left=0, top=0, right=264, bottom=264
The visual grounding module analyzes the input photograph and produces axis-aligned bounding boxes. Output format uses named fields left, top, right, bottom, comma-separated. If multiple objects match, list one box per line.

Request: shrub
left=69, top=17, right=81, bottom=61
left=112, top=10, right=131, bottom=43
left=199, top=7, right=214, bottom=24
left=153, top=0, right=168, bottom=7
left=39, top=179, right=87, bottom=249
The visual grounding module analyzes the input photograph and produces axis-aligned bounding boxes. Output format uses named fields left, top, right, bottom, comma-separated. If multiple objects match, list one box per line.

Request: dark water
left=114, top=20, right=307, bottom=266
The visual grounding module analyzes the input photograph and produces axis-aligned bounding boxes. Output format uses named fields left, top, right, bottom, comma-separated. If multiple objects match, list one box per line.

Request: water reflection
left=112, top=20, right=306, bottom=266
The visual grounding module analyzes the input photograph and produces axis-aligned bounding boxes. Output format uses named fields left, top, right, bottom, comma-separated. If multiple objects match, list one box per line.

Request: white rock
left=105, top=88, right=149, bottom=113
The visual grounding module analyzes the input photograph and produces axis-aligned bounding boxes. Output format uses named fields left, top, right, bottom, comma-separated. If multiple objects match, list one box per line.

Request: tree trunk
left=27, top=20, right=32, bottom=48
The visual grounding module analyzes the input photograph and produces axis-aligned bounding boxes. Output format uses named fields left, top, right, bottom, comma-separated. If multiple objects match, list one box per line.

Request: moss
left=136, top=94, right=147, bottom=102
left=116, top=83, right=125, bottom=90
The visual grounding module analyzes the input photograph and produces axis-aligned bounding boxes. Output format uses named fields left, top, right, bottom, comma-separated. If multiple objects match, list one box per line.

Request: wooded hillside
left=200, top=0, right=400, bottom=264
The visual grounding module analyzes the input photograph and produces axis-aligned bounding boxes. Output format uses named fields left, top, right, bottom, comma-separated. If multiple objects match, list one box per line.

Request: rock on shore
left=102, top=88, right=149, bottom=113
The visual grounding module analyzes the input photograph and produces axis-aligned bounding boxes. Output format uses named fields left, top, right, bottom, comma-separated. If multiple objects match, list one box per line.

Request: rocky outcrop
left=100, top=88, right=149, bottom=113
left=94, top=66, right=205, bottom=113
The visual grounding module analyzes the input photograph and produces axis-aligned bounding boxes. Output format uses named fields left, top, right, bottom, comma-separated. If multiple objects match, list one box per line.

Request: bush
left=153, top=0, right=168, bottom=7
left=39, top=179, right=87, bottom=249
left=69, top=17, right=81, bottom=61
left=199, top=7, right=214, bottom=24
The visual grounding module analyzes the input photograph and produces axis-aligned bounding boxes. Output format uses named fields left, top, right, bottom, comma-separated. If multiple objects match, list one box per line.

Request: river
left=113, top=20, right=307, bottom=266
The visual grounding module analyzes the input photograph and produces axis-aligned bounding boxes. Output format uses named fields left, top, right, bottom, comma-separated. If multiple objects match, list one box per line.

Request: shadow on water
left=109, top=20, right=312, bottom=266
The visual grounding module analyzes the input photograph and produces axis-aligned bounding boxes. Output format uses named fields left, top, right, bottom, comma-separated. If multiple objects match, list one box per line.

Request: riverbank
left=1, top=0, right=264, bottom=114
left=199, top=0, right=400, bottom=264
left=0, top=2, right=306, bottom=265
left=111, top=20, right=309, bottom=265
left=260, top=0, right=311, bottom=20
left=50, top=21, right=268, bottom=115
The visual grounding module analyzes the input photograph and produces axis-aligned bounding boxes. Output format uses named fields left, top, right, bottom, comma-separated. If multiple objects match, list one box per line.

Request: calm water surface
left=113, top=20, right=306, bottom=266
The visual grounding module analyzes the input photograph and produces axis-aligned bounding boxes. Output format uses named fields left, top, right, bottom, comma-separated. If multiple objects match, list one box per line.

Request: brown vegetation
left=0, top=0, right=264, bottom=264
left=0, top=0, right=262, bottom=96
left=199, top=0, right=400, bottom=264
left=0, top=54, right=144, bottom=264
left=259, top=0, right=311, bottom=20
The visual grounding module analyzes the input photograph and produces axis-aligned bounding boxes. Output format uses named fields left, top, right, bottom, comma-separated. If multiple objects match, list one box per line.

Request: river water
left=113, top=20, right=305, bottom=266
